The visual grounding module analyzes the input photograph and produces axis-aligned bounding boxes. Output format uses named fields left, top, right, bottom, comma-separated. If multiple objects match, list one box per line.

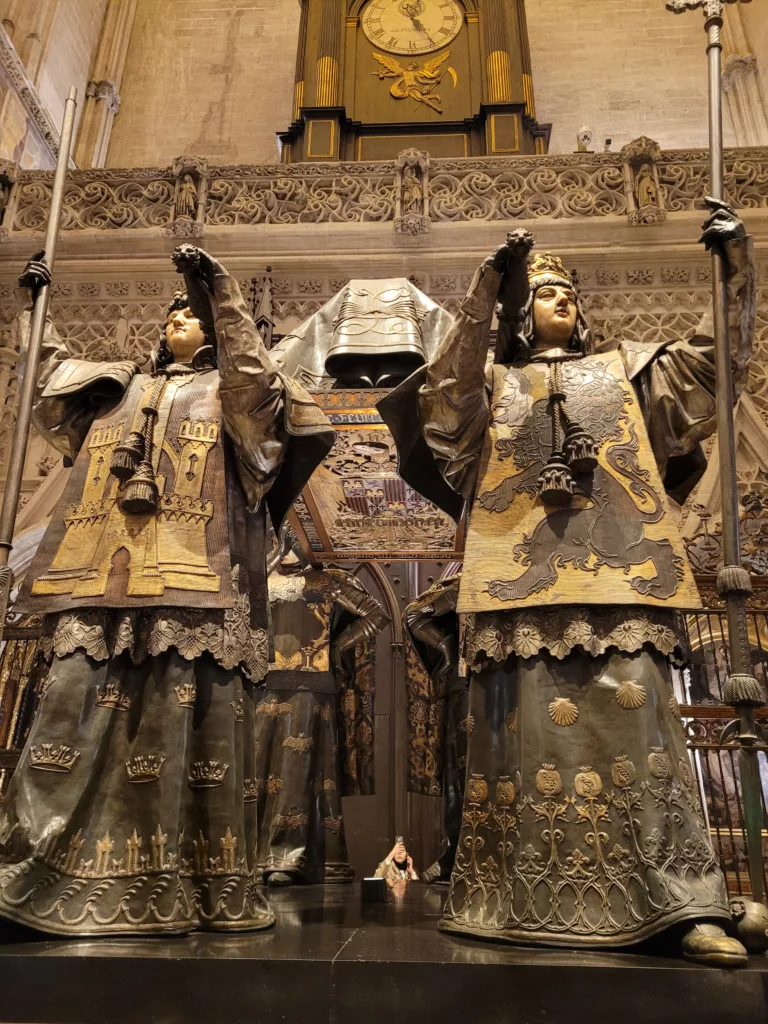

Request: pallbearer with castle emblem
left=379, top=201, right=756, bottom=965
left=0, top=245, right=334, bottom=936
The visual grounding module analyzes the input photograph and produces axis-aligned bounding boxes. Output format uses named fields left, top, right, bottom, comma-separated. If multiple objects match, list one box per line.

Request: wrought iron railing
left=681, top=609, right=768, bottom=897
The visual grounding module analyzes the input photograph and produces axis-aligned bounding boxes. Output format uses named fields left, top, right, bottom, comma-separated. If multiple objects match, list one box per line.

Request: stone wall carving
left=7, top=146, right=767, bottom=235
left=0, top=26, right=61, bottom=162
left=13, top=169, right=175, bottom=232
left=205, top=164, right=396, bottom=226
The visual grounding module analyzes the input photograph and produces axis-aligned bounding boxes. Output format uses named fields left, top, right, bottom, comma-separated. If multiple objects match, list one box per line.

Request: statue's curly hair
left=151, top=291, right=217, bottom=371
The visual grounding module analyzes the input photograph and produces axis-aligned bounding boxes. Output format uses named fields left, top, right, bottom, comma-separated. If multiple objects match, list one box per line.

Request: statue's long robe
left=404, top=575, right=468, bottom=884
left=0, top=266, right=334, bottom=937
left=255, top=567, right=387, bottom=883
left=379, top=239, right=754, bottom=948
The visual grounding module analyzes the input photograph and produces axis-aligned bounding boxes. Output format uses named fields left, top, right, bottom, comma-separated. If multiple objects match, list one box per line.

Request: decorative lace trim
left=50, top=566, right=268, bottom=683
left=463, top=606, right=681, bottom=670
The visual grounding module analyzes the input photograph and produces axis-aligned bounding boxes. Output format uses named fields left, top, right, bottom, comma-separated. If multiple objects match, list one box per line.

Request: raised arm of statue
left=419, top=230, right=533, bottom=500
left=327, top=570, right=390, bottom=652
left=621, top=200, right=754, bottom=488
left=172, top=245, right=334, bottom=521
left=14, top=253, right=137, bottom=460
left=404, top=575, right=460, bottom=689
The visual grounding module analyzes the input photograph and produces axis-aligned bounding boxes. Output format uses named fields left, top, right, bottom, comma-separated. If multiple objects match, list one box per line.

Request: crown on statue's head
left=527, top=252, right=573, bottom=288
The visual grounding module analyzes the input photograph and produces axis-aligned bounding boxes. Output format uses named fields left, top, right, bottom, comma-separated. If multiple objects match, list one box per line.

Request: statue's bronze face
left=165, top=306, right=205, bottom=362
left=532, top=283, right=577, bottom=350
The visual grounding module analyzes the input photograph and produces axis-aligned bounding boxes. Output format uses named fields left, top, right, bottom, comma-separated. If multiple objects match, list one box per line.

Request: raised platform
left=0, top=885, right=766, bottom=1024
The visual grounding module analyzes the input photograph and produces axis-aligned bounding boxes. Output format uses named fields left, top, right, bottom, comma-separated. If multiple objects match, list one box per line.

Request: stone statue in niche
left=378, top=201, right=756, bottom=966
left=0, top=245, right=334, bottom=938
left=176, top=173, right=198, bottom=220
left=635, top=161, right=658, bottom=208
left=166, top=155, right=207, bottom=238
left=255, top=531, right=389, bottom=887
left=394, top=148, right=429, bottom=235
left=621, top=136, right=666, bottom=225
left=402, top=165, right=423, bottom=215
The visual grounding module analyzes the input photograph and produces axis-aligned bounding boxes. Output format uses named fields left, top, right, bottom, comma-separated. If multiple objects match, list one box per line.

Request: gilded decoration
left=95, top=681, right=131, bottom=711
left=126, top=754, right=165, bottom=783
left=49, top=566, right=269, bottom=683
left=188, top=761, right=229, bottom=788
left=460, top=353, right=701, bottom=613
left=462, top=607, right=682, bottom=670
left=444, top=755, right=728, bottom=944
left=29, top=744, right=80, bottom=773
left=295, top=396, right=457, bottom=559
left=371, top=51, right=458, bottom=114
left=548, top=697, right=579, bottom=727
left=29, top=373, right=225, bottom=604
left=283, top=733, right=313, bottom=753
left=615, top=679, right=647, bottom=709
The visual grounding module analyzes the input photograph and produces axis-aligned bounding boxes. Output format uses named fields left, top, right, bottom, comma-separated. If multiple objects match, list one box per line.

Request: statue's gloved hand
left=699, top=197, right=746, bottom=252
left=171, top=245, right=218, bottom=349
left=18, top=250, right=51, bottom=299
left=484, top=228, right=534, bottom=275
left=171, top=244, right=216, bottom=294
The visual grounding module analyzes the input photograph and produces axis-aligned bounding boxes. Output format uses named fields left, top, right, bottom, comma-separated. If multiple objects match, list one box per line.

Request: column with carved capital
left=74, top=0, right=138, bottom=168
left=721, top=4, right=768, bottom=145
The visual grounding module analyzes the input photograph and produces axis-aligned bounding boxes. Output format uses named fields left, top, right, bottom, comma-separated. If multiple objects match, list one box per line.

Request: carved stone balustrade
left=2, top=146, right=767, bottom=238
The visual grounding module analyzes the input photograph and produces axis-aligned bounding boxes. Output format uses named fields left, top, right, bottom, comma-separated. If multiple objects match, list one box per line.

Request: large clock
left=361, top=0, right=463, bottom=56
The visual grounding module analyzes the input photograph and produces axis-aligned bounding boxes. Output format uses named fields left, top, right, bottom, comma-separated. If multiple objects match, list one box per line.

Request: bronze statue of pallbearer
left=379, top=200, right=756, bottom=966
left=0, top=245, right=335, bottom=937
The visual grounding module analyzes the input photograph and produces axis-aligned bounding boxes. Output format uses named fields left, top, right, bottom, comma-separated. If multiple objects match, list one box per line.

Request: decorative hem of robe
left=463, top=606, right=684, bottom=671
left=441, top=647, right=730, bottom=948
left=0, top=647, right=273, bottom=937
left=44, top=565, right=269, bottom=683
left=0, top=860, right=273, bottom=936
left=438, top=904, right=731, bottom=949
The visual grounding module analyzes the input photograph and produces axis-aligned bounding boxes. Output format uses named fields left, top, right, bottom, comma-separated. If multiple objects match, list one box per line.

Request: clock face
left=362, top=0, right=463, bottom=56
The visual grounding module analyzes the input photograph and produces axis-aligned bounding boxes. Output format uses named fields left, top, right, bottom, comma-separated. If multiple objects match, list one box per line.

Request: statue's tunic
left=404, top=575, right=468, bottom=884
left=255, top=567, right=387, bottom=883
left=380, top=245, right=754, bottom=947
left=0, top=267, right=334, bottom=937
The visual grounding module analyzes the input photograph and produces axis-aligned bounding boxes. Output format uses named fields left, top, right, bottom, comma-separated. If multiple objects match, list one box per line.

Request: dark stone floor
left=0, top=884, right=766, bottom=1023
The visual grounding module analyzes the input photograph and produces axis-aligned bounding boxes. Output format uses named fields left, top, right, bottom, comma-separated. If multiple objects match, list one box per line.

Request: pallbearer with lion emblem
left=379, top=199, right=756, bottom=965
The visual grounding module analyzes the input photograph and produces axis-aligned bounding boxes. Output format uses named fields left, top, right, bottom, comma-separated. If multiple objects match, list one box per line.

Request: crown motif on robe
left=126, top=754, right=166, bottom=783
left=174, top=683, right=197, bottom=708
left=95, top=681, right=132, bottom=711
left=29, top=744, right=80, bottom=773
left=527, top=252, right=573, bottom=287
left=188, top=759, right=229, bottom=788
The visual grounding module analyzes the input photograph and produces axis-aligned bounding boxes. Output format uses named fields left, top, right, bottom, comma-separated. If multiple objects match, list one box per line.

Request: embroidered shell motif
left=615, top=680, right=647, bottom=710
left=548, top=697, right=579, bottom=727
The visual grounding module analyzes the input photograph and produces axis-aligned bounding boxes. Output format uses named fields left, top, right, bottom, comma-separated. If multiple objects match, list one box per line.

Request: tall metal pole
left=0, top=86, right=77, bottom=634
left=667, top=0, right=765, bottom=905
